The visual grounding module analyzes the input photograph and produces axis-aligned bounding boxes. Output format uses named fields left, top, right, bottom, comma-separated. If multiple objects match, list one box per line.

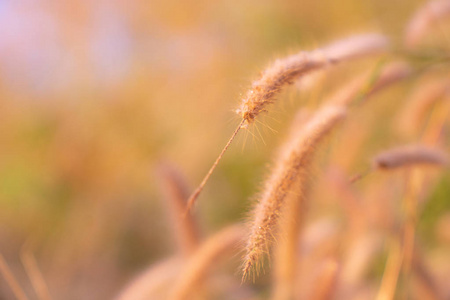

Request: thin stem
left=349, top=167, right=373, bottom=184
left=401, top=170, right=420, bottom=299
left=0, top=253, right=29, bottom=300
left=376, top=239, right=403, bottom=300
left=20, top=250, right=52, bottom=300
left=184, top=119, right=245, bottom=214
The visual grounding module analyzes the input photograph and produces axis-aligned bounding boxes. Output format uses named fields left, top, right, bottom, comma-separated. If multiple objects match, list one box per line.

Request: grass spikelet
left=237, top=34, right=388, bottom=126
left=272, top=185, right=309, bottom=300
left=322, top=33, right=388, bottom=62
left=405, top=0, right=450, bottom=48
left=271, top=111, right=311, bottom=300
left=156, top=161, right=200, bottom=254
left=242, top=105, right=347, bottom=280
left=185, top=34, right=387, bottom=215
left=372, top=145, right=449, bottom=170
left=169, top=224, right=245, bottom=300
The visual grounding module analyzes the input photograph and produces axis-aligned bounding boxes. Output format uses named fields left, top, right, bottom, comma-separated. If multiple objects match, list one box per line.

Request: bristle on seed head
left=236, top=34, right=388, bottom=126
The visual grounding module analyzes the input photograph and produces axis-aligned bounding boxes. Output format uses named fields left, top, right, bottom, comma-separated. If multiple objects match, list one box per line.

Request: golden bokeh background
left=0, top=0, right=449, bottom=299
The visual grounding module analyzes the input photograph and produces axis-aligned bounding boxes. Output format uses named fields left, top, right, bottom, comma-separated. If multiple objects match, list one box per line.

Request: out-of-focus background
left=0, top=0, right=449, bottom=299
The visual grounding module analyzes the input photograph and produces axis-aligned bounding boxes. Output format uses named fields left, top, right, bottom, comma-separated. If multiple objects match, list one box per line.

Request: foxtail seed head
left=372, top=145, right=449, bottom=170
left=242, top=105, right=347, bottom=279
left=236, top=34, right=387, bottom=126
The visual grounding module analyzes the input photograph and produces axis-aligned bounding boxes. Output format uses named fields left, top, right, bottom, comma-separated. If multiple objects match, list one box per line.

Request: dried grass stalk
left=242, top=105, right=347, bottom=279
left=422, top=98, right=450, bottom=145
left=325, top=167, right=366, bottom=230
left=400, top=168, right=423, bottom=297
left=412, top=253, right=445, bottom=300
left=273, top=198, right=308, bottom=300
left=184, top=120, right=244, bottom=214
left=412, top=276, right=442, bottom=300
left=329, top=62, right=411, bottom=107
left=372, top=145, right=449, bottom=170
left=397, top=78, right=449, bottom=135
left=169, top=224, right=245, bottom=300
left=20, top=251, right=52, bottom=300
left=309, top=259, right=339, bottom=300
left=156, top=162, right=200, bottom=254
left=376, top=240, right=403, bottom=300
left=341, top=235, right=382, bottom=287
left=405, top=0, right=450, bottom=48
left=185, top=33, right=387, bottom=214
left=272, top=109, right=314, bottom=300
left=208, top=274, right=259, bottom=300
left=116, top=257, right=182, bottom=300
left=0, top=253, right=29, bottom=300
left=295, top=219, right=342, bottom=300
left=300, top=218, right=342, bottom=258
left=237, top=34, right=388, bottom=126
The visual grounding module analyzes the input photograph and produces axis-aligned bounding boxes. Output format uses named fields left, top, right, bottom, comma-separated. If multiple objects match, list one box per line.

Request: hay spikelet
left=372, top=145, right=449, bottom=170
left=237, top=34, right=387, bottom=125
left=271, top=110, right=311, bottom=300
left=242, top=105, right=346, bottom=279
left=185, top=33, right=387, bottom=215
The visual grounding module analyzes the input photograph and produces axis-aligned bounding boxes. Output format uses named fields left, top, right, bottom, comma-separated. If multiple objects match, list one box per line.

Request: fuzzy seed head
left=242, top=105, right=347, bottom=279
left=236, top=34, right=388, bottom=125
left=373, top=145, right=449, bottom=170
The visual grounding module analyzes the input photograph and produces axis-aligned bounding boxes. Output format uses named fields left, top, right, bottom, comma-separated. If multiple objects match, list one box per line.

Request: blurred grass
left=0, top=0, right=449, bottom=299
left=419, top=173, right=450, bottom=246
